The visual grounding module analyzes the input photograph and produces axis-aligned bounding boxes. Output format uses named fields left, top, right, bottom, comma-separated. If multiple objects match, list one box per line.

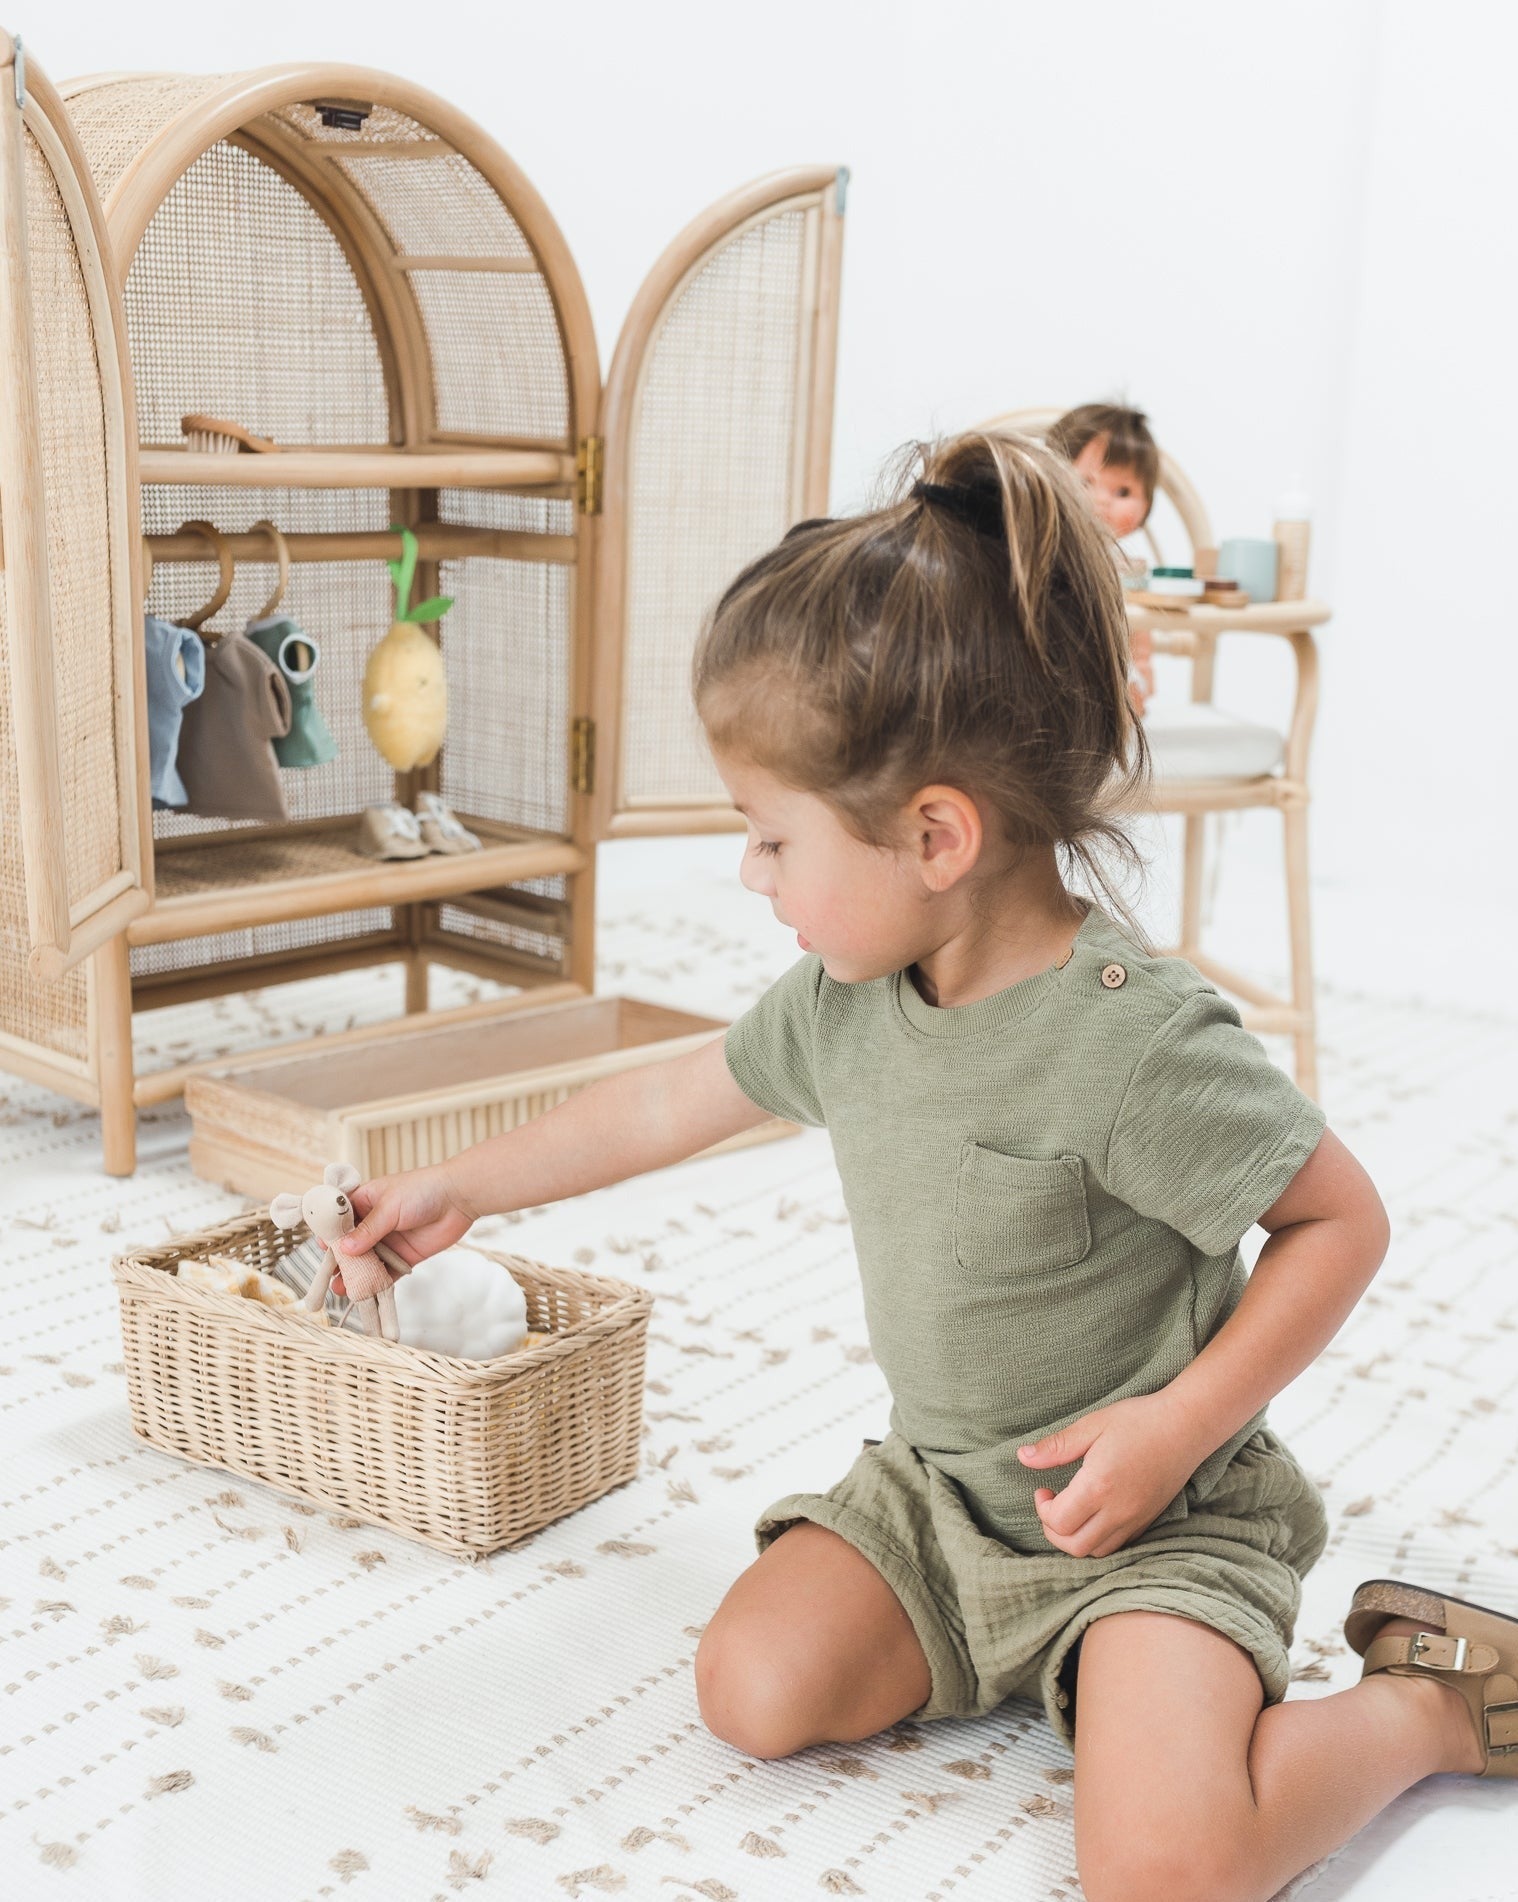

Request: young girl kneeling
left=338, top=431, right=1512, bottom=1902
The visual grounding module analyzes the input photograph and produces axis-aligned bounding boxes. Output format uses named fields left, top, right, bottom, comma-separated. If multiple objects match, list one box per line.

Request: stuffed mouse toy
left=269, top=1162, right=412, bottom=1341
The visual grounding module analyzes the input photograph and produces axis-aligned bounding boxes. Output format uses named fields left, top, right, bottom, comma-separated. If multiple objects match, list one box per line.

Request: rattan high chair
left=978, top=408, right=1330, bottom=1099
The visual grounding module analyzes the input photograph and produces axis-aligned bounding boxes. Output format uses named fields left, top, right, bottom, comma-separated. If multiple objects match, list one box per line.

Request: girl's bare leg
left=1073, top=1610, right=1482, bottom=1902
left=695, top=1522, right=932, bottom=1758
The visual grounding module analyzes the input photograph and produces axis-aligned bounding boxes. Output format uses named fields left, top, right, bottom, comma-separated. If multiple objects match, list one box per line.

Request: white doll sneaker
left=356, top=801, right=430, bottom=860
left=415, top=790, right=481, bottom=854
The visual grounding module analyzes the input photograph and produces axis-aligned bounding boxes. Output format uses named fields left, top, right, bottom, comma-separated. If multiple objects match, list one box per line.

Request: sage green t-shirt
left=724, top=903, right=1327, bottom=1549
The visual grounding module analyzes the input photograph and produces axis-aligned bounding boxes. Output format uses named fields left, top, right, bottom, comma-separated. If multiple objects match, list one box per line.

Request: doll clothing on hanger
left=177, top=629, right=294, bottom=822
left=142, top=614, right=207, bottom=809
left=245, top=613, right=338, bottom=768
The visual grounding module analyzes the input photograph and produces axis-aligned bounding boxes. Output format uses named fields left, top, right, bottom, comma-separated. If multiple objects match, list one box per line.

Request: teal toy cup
left=1217, top=537, right=1278, bottom=605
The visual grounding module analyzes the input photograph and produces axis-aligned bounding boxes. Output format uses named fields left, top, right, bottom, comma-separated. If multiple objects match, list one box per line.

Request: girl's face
left=713, top=755, right=931, bottom=985
left=1072, top=438, right=1150, bottom=540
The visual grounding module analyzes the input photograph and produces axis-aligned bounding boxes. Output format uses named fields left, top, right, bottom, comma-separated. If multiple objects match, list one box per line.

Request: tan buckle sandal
left=1345, top=1578, right=1518, bottom=1777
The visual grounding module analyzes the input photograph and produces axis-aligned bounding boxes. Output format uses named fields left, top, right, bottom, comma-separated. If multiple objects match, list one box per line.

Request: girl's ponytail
left=694, top=428, right=1152, bottom=940
left=908, top=431, right=1137, bottom=751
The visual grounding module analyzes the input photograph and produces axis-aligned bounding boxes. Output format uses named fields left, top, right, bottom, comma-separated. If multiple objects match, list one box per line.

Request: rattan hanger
left=250, top=519, right=291, bottom=620
left=179, top=520, right=234, bottom=635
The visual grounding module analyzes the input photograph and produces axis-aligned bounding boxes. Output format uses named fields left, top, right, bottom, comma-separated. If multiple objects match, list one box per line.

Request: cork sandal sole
left=1345, top=1578, right=1513, bottom=1655
left=1345, top=1577, right=1518, bottom=1777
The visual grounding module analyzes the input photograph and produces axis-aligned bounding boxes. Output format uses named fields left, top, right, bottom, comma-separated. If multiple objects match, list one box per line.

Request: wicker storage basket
left=113, top=1211, right=653, bottom=1559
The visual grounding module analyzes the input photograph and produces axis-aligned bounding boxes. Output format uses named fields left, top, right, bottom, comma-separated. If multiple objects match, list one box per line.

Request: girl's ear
left=909, top=785, right=983, bottom=891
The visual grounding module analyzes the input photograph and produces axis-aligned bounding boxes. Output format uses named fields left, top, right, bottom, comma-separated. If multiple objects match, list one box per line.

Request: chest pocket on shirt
left=952, top=1143, right=1092, bottom=1275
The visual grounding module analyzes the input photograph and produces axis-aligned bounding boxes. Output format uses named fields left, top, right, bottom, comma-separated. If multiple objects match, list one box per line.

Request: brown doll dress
left=177, top=628, right=294, bottom=822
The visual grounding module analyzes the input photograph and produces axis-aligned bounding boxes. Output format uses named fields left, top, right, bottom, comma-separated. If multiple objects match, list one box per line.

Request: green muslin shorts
left=754, top=1425, right=1329, bottom=1748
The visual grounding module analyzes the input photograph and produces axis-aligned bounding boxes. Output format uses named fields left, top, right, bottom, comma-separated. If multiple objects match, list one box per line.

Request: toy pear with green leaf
left=362, top=527, right=451, bottom=770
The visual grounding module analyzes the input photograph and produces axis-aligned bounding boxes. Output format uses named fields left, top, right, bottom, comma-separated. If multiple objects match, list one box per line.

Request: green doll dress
left=244, top=614, right=338, bottom=768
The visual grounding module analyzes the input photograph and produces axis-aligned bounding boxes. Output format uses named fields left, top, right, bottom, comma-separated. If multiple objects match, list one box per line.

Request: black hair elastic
left=912, top=479, right=1006, bottom=542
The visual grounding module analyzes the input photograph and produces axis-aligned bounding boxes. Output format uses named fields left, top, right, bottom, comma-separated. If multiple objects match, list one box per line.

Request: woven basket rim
left=113, top=1215, right=652, bottom=1387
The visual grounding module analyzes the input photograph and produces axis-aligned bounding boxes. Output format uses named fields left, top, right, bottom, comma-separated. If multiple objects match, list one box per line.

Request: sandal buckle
left=1487, top=1699, right=1518, bottom=1755
left=1408, top=1632, right=1468, bottom=1672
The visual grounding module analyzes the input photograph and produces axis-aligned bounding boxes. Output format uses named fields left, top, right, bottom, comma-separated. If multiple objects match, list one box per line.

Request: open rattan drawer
left=184, top=990, right=793, bottom=1198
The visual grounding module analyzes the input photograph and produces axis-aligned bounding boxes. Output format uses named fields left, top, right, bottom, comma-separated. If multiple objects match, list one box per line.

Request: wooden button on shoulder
left=1100, top=961, right=1128, bottom=989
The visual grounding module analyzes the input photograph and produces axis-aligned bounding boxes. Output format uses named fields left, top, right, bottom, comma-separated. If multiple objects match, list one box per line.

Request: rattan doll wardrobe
left=0, top=35, right=845, bottom=1174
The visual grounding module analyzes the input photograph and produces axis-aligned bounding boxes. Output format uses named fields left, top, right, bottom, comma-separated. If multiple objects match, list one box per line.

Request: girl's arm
left=1146, top=1125, right=1389, bottom=1453
left=1019, top=1126, right=1389, bottom=1557
left=448, top=1030, right=771, bottom=1212
left=339, top=1034, right=771, bottom=1263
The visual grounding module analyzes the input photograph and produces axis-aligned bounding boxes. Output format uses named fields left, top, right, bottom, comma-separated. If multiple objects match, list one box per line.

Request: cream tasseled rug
left=2, top=869, right=1515, bottom=1902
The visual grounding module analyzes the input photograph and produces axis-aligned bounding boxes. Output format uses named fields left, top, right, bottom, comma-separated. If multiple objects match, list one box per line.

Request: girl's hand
left=1017, top=1394, right=1202, bottom=1559
left=329, top=1165, right=474, bottom=1297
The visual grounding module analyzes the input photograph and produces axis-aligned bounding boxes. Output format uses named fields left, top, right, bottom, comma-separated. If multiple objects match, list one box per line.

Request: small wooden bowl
left=1127, top=589, right=1201, bottom=612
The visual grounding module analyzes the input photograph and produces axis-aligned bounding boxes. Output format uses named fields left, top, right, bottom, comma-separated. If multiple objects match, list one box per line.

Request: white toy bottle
left=1273, top=483, right=1312, bottom=603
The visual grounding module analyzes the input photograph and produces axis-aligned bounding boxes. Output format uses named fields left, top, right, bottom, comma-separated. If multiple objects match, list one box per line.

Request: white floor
left=1, top=837, right=1514, bottom=1901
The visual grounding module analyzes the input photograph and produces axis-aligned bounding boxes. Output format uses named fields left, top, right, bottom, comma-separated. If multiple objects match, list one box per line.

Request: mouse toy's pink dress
left=331, top=1245, right=393, bottom=1303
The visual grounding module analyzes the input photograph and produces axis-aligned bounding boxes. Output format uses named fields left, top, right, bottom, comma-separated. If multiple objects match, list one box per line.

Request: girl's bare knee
left=694, top=1624, right=816, bottom=1760
left=1078, top=1828, right=1258, bottom=1902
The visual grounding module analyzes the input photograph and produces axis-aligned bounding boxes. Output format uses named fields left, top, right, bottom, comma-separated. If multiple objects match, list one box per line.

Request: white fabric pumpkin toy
left=392, top=1248, right=528, bottom=1361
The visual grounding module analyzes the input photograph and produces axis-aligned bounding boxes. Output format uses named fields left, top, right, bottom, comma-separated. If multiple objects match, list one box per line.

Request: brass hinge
left=576, top=436, right=603, bottom=515
left=571, top=715, right=596, bottom=795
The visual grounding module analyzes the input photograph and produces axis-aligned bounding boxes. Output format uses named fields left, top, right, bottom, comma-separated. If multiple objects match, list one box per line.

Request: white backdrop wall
left=35, top=0, right=1510, bottom=991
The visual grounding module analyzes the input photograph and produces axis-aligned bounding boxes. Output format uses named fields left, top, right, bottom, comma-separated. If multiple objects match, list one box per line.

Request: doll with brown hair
left=330, top=429, right=1515, bottom=1902
left=1048, top=402, right=1160, bottom=716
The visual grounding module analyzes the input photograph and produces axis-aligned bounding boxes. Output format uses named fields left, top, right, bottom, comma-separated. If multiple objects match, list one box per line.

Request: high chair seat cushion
left=1143, top=700, right=1285, bottom=782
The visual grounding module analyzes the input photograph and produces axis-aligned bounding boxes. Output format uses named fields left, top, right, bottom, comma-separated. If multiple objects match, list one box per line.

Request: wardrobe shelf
left=144, top=524, right=576, bottom=568
left=137, top=446, right=577, bottom=490
left=128, top=830, right=587, bottom=946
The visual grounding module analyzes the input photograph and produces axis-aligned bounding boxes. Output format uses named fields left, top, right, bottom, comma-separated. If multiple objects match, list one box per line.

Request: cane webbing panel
left=129, top=905, right=394, bottom=982
left=0, top=126, right=124, bottom=1061
left=439, top=490, right=574, bottom=537
left=27, top=129, right=125, bottom=902
left=0, top=583, right=89, bottom=1059
left=337, top=152, right=534, bottom=261
left=142, top=483, right=397, bottom=973
left=63, top=74, right=232, bottom=204
left=144, top=490, right=395, bottom=840
left=437, top=554, right=571, bottom=836
left=619, top=209, right=809, bottom=807
left=409, top=270, right=568, bottom=439
left=435, top=902, right=566, bottom=972
left=137, top=526, right=572, bottom=976
left=125, top=138, right=392, bottom=449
